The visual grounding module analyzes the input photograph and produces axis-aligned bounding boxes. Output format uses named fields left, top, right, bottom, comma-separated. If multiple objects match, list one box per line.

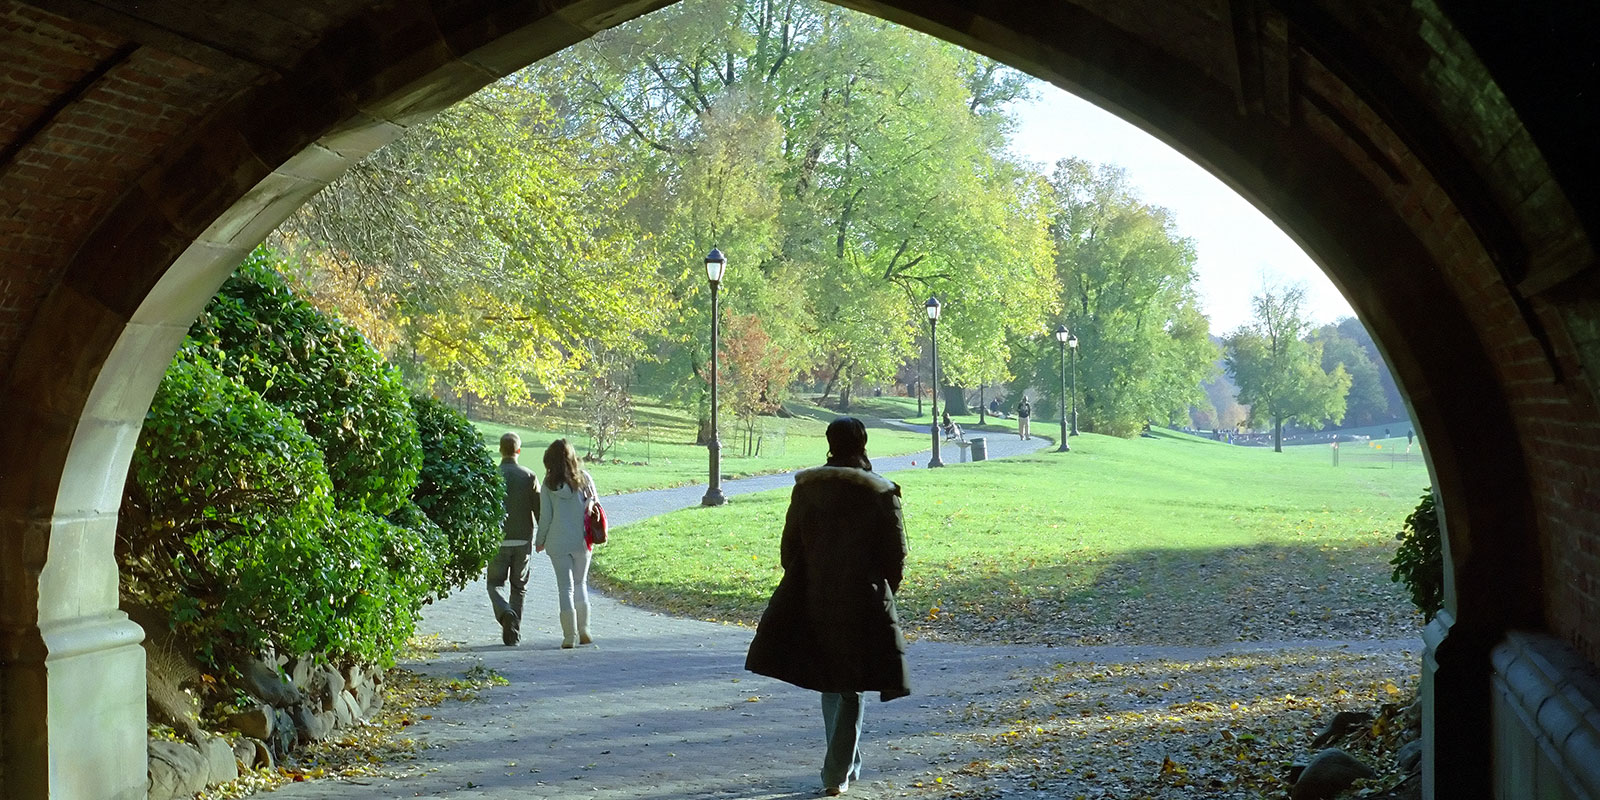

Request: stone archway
left=1, top=2, right=1594, bottom=797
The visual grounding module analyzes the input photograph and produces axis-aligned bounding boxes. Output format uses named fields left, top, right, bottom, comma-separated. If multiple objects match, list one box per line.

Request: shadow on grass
left=896, top=541, right=1417, bottom=647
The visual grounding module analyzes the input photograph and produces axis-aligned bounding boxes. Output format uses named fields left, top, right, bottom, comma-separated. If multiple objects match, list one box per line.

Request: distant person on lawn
left=536, top=439, right=599, bottom=648
left=746, top=417, right=911, bottom=797
left=1016, top=397, right=1032, bottom=440
left=490, top=433, right=539, bottom=646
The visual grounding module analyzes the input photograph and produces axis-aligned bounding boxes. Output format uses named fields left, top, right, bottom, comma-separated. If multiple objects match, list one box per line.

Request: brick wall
left=0, top=1, right=252, bottom=376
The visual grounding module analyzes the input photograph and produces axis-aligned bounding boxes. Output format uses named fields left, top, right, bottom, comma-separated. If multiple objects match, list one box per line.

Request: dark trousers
left=487, top=545, right=531, bottom=626
left=820, top=691, right=864, bottom=788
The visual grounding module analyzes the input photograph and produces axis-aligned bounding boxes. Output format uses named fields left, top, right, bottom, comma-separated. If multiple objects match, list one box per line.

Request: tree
left=275, top=80, right=668, bottom=408
left=722, top=313, right=796, bottom=452
left=1312, top=323, right=1390, bottom=426
left=1334, top=316, right=1406, bottom=421
left=536, top=0, right=1056, bottom=416
left=1225, top=284, right=1352, bottom=451
left=1031, top=159, right=1217, bottom=437
left=580, top=354, right=636, bottom=461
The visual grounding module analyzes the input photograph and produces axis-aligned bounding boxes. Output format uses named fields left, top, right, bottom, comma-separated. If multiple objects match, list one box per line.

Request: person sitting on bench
left=940, top=410, right=963, bottom=441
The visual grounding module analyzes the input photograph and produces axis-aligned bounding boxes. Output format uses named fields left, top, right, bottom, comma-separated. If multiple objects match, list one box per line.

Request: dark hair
left=542, top=439, right=583, bottom=491
left=825, top=417, right=872, bottom=470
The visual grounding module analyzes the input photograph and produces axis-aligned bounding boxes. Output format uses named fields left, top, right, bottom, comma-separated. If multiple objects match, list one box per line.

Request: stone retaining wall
left=146, top=657, right=384, bottom=800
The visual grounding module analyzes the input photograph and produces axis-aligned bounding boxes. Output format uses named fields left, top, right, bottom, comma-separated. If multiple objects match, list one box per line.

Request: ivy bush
left=120, top=246, right=498, bottom=669
left=188, top=248, right=421, bottom=514
left=406, top=395, right=503, bottom=591
left=118, top=350, right=408, bottom=664
left=1390, top=489, right=1444, bottom=622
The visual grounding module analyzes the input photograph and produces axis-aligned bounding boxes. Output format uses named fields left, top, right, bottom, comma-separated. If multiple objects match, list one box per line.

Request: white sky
left=1007, top=86, right=1356, bottom=334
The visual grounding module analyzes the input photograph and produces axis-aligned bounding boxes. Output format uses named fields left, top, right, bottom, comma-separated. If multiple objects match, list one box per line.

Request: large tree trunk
left=942, top=385, right=966, bottom=415
left=1273, top=417, right=1283, bottom=452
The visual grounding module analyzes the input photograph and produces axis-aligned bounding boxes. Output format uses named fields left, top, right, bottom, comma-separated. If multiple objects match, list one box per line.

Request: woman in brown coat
left=745, top=417, right=910, bottom=796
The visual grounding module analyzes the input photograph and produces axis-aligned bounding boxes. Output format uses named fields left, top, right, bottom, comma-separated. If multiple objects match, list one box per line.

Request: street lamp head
left=705, top=248, right=727, bottom=284
left=1054, top=324, right=1070, bottom=343
left=1068, top=332, right=1079, bottom=349
left=925, top=295, right=942, bottom=323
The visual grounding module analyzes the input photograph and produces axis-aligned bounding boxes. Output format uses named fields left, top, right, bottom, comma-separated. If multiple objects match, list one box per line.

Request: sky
left=1007, top=85, right=1356, bottom=334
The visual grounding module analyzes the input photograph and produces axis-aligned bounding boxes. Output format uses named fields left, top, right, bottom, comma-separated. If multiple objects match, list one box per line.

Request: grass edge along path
left=592, top=427, right=1429, bottom=647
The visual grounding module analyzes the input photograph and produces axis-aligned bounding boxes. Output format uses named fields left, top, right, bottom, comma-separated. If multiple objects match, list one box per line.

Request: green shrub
left=120, top=351, right=338, bottom=663
left=406, top=395, right=503, bottom=591
left=385, top=500, right=450, bottom=600
left=189, top=247, right=420, bottom=514
left=118, top=246, right=475, bottom=669
left=1390, top=489, right=1444, bottom=621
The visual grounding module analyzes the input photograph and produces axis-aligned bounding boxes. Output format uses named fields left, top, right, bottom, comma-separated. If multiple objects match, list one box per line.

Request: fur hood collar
left=794, top=465, right=897, bottom=493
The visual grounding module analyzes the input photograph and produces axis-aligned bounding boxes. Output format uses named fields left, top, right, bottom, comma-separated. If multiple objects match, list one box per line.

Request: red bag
left=585, top=501, right=608, bottom=546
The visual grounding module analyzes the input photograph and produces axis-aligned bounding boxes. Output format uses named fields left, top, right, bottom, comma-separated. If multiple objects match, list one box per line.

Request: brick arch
left=1, top=1, right=1594, bottom=797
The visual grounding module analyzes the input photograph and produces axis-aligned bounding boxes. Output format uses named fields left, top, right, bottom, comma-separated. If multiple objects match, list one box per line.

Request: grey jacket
left=537, top=470, right=596, bottom=556
left=500, top=459, right=540, bottom=546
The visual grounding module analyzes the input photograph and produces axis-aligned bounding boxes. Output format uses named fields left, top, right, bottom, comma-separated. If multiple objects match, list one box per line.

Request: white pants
left=548, top=549, right=592, bottom=614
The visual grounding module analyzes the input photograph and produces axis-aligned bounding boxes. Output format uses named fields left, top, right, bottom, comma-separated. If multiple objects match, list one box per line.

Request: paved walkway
left=267, top=429, right=1402, bottom=799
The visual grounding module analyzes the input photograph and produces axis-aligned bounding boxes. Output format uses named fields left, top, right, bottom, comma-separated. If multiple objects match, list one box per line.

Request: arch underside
left=1, top=1, right=1596, bottom=797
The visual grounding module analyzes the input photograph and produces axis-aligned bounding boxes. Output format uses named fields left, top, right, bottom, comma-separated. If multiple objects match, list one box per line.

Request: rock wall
left=146, top=656, right=385, bottom=800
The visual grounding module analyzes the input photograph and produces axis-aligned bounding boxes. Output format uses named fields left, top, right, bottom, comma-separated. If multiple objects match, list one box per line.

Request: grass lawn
left=591, top=427, right=1432, bottom=645
left=471, top=397, right=931, bottom=495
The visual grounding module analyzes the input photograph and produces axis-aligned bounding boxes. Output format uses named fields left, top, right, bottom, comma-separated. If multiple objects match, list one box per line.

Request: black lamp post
left=1069, top=331, right=1080, bottom=436
left=925, top=296, right=944, bottom=468
left=1054, top=325, right=1072, bottom=453
left=702, top=248, right=728, bottom=506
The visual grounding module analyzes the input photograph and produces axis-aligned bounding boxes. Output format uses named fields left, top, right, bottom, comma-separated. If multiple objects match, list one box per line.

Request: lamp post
left=925, top=296, right=944, bottom=468
left=1054, top=325, right=1072, bottom=453
left=1069, top=331, right=1080, bottom=436
left=701, top=248, right=728, bottom=506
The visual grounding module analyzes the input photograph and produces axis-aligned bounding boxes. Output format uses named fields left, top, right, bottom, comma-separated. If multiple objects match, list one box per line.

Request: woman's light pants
left=820, top=691, right=864, bottom=789
left=548, top=549, right=592, bottom=613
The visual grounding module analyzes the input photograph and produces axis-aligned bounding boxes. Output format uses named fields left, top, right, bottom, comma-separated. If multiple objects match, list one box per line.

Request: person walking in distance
left=536, top=439, right=599, bottom=648
left=1016, top=397, right=1032, bottom=440
left=489, top=433, right=539, bottom=646
left=745, top=418, right=911, bottom=797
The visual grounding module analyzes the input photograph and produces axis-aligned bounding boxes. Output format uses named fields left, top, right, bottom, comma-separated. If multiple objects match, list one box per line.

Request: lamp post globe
left=702, top=248, right=728, bottom=506
left=926, top=296, right=944, bottom=468
left=1068, top=332, right=1080, bottom=436
left=1054, top=325, right=1071, bottom=452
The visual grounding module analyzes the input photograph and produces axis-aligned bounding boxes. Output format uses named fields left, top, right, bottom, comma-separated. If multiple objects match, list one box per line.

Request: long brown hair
left=542, top=439, right=584, bottom=491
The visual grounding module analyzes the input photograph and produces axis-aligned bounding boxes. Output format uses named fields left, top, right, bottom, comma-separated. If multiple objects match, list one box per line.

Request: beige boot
left=559, top=610, right=577, bottom=649
left=576, top=605, right=593, bottom=645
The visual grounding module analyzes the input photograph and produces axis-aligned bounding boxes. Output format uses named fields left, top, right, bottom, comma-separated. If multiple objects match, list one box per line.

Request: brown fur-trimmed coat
left=744, top=465, right=911, bottom=701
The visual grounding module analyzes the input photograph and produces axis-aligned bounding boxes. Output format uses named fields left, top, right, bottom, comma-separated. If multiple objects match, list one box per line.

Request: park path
left=267, top=427, right=1410, bottom=800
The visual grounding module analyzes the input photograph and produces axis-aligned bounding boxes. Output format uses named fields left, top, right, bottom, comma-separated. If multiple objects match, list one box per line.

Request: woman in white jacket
left=535, top=439, right=598, bottom=648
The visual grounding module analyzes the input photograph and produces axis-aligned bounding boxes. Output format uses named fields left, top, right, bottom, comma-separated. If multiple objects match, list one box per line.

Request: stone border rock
left=146, top=656, right=386, bottom=800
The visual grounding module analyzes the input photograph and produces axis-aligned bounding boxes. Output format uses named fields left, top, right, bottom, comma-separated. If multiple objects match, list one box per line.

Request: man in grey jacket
left=490, top=432, right=539, bottom=645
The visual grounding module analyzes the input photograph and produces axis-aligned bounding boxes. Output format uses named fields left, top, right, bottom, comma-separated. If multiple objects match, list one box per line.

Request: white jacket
left=537, top=470, right=596, bottom=555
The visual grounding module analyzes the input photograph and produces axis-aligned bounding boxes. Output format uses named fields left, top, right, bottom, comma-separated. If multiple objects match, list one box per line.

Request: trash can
left=969, top=437, right=987, bottom=462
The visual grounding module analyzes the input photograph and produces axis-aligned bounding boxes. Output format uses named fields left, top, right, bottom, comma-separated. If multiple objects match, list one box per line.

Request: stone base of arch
left=0, top=609, right=146, bottom=800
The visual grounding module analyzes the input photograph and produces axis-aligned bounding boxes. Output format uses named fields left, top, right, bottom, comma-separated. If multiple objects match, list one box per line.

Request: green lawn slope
left=593, top=427, right=1431, bottom=647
